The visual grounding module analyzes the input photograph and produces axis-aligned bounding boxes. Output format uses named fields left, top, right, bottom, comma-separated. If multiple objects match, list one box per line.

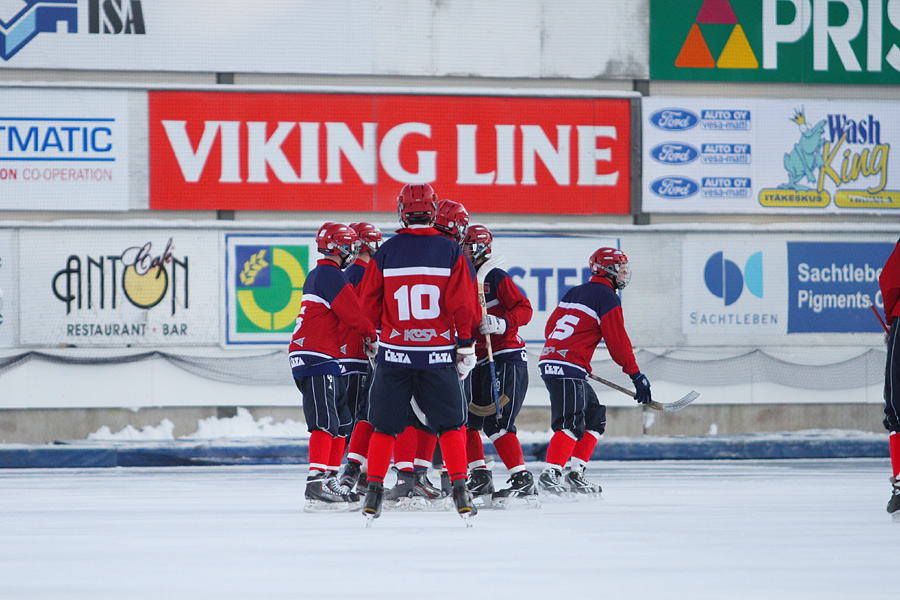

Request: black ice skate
left=338, top=461, right=361, bottom=492
left=467, top=468, right=495, bottom=508
left=410, top=470, right=451, bottom=511
left=363, top=481, right=384, bottom=527
left=564, top=464, right=603, bottom=499
left=491, top=470, right=540, bottom=509
left=451, top=479, right=477, bottom=527
left=384, top=469, right=416, bottom=510
left=537, top=467, right=577, bottom=502
left=304, top=472, right=360, bottom=513
left=888, top=478, right=900, bottom=521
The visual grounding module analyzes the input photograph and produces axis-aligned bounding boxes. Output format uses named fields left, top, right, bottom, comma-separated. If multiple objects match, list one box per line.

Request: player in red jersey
left=290, top=223, right=378, bottom=512
left=880, top=237, right=900, bottom=519
left=357, top=184, right=481, bottom=524
left=384, top=199, right=472, bottom=508
left=460, top=225, right=539, bottom=507
left=536, top=247, right=651, bottom=498
left=335, top=223, right=382, bottom=494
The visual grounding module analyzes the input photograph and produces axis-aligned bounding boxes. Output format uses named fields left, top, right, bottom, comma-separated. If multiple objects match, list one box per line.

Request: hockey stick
left=587, top=373, right=699, bottom=413
left=872, top=305, right=889, bottom=334
left=474, top=256, right=509, bottom=417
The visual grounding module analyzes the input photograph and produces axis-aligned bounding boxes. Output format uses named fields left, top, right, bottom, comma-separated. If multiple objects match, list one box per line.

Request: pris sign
left=148, top=91, right=633, bottom=215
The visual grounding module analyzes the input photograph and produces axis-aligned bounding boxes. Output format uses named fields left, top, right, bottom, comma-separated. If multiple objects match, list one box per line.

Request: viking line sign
left=148, top=91, right=633, bottom=215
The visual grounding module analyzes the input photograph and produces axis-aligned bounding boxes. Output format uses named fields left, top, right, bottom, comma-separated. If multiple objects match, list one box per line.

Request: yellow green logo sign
left=234, top=244, right=307, bottom=334
left=652, top=0, right=900, bottom=84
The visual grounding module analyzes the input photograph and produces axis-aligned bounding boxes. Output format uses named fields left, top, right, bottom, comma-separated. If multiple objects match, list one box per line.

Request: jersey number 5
left=549, top=314, right=580, bottom=340
left=393, top=284, right=441, bottom=321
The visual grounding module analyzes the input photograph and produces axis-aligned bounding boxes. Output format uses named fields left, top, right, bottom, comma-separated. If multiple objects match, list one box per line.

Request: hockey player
left=462, top=225, right=539, bottom=506
left=357, top=184, right=482, bottom=524
left=290, top=222, right=378, bottom=512
left=335, top=222, right=383, bottom=494
left=536, top=247, right=651, bottom=497
left=383, top=199, right=471, bottom=508
left=879, top=237, right=900, bottom=519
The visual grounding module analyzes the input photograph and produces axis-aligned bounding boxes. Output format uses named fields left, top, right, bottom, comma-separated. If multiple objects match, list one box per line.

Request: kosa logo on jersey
left=704, top=251, right=763, bottom=306
left=234, top=244, right=308, bottom=334
left=649, top=108, right=699, bottom=131
left=0, top=0, right=144, bottom=61
left=404, top=329, right=437, bottom=342
left=701, top=177, right=751, bottom=199
left=385, top=349, right=412, bottom=364
left=650, top=176, right=699, bottom=199
left=700, top=110, right=751, bottom=131
left=701, top=144, right=751, bottom=165
left=650, top=142, right=699, bottom=165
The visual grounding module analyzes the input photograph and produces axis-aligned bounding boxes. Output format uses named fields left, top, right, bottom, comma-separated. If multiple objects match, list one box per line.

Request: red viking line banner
left=149, top=91, right=631, bottom=214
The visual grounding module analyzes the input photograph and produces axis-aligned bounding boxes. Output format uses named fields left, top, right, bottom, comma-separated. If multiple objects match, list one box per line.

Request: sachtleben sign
left=651, top=0, right=900, bottom=84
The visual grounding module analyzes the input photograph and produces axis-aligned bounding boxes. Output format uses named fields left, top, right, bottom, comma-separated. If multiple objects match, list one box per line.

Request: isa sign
left=682, top=236, right=788, bottom=340
left=787, top=242, right=895, bottom=333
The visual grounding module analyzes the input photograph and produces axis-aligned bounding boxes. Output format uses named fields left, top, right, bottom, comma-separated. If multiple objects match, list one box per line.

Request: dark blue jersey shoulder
left=375, top=232, right=465, bottom=270
left=483, top=267, right=509, bottom=303
left=304, top=263, right=349, bottom=303
left=560, top=281, right=620, bottom=319
left=344, top=262, right=367, bottom=287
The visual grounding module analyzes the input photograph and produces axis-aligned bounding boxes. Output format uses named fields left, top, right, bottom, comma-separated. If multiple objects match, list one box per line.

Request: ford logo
left=649, top=142, right=699, bottom=165
left=650, top=176, right=699, bottom=198
left=649, top=108, right=699, bottom=131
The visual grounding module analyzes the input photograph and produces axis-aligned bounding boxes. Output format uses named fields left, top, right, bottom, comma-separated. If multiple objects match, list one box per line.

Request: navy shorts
left=469, top=361, right=529, bottom=437
left=296, top=374, right=352, bottom=437
left=885, top=321, right=900, bottom=432
left=344, top=365, right=372, bottom=425
left=367, top=362, right=468, bottom=436
left=543, top=377, right=606, bottom=439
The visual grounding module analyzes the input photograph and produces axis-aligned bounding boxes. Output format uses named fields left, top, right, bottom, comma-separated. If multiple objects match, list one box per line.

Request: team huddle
left=289, top=183, right=653, bottom=525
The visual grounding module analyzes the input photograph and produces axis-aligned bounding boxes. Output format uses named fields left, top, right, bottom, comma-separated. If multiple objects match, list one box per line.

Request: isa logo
left=226, top=235, right=312, bottom=344
left=704, top=250, right=763, bottom=306
left=649, top=108, right=699, bottom=131
left=650, top=176, right=699, bottom=199
left=650, top=142, right=699, bottom=165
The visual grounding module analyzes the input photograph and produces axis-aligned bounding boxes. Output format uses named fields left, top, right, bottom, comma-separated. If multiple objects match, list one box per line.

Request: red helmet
left=462, top=224, right=493, bottom=263
left=349, top=222, right=383, bottom=254
left=316, top=222, right=360, bottom=267
left=590, top=247, right=631, bottom=289
left=434, top=200, right=469, bottom=243
left=397, top=183, right=438, bottom=226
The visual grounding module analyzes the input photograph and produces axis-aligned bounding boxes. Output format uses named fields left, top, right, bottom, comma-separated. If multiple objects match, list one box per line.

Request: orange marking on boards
left=696, top=0, right=738, bottom=24
left=675, top=23, right=716, bottom=68
left=716, top=25, right=759, bottom=68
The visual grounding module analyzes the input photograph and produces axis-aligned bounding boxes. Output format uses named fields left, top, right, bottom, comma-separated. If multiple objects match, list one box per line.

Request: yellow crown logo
left=791, top=109, right=806, bottom=126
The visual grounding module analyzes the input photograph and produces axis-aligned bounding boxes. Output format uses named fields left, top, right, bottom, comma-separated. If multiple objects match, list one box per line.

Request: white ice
left=0, top=459, right=896, bottom=600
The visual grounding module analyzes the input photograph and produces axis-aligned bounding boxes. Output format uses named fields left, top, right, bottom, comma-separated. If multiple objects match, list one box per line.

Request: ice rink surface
left=1, top=459, right=897, bottom=600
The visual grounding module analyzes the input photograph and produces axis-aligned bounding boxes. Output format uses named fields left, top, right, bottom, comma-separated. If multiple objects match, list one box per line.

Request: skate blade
left=571, top=491, right=603, bottom=500
left=364, top=513, right=376, bottom=528
left=459, top=512, right=474, bottom=528
left=304, top=499, right=355, bottom=513
left=538, top=490, right=579, bottom=503
left=408, top=496, right=452, bottom=511
left=384, top=497, right=412, bottom=511
left=892, top=511, right=900, bottom=523
left=491, top=495, right=541, bottom=510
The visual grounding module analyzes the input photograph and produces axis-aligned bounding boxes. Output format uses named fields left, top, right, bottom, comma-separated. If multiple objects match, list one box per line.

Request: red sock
left=393, top=426, right=418, bottom=471
left=328, top=436, right=347, bottom=471
left=415, top=429, right=438, bottom=469
left=466, top=427, right=485, bottom=465
left=891, top=433, right=900, bottom=479
left=366, top=432, right=395, bottom=484
left=438, top=429, right=468, bottom=483
left=308, top=430, right=334, bottom=474
left=545, top=431, right=577, bottom=469
left=347, top=420, right=374, bottom=465
left=571, top=432, right=599, bottom=464
left=493, top=432, right=525, bottom=470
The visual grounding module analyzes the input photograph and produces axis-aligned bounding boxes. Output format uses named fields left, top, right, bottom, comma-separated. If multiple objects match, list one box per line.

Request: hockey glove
left=479, top=314, right=507, bottom=335
left=364, top=337, right=379, bottom=359
left=455, top=345, right=476, bottom=380
left=630, top=371, right=652, bottom=405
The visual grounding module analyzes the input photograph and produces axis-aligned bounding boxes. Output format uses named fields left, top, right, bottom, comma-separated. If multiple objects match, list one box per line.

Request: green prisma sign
left=651, top=0, right=900, bottom=84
